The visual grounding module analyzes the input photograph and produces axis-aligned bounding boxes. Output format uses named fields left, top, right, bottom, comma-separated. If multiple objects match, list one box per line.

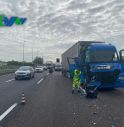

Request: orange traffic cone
left=21, top=92, right=26, bottom=105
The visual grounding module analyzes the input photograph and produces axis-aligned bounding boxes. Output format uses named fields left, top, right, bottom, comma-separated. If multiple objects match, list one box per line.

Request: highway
left=0, top=71, right=124, bottom=127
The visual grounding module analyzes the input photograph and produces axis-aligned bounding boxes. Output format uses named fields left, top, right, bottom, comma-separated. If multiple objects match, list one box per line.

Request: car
left=43, top=66, right=47, bottom=70
left=15, top=66, right=35, bottom=80
left=35, top=66, right=44, bottom=73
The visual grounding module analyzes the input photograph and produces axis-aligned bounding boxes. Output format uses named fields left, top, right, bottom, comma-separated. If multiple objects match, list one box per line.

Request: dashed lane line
left=0, top=103, right=18, bottom=122
left=37, top=78, right=44, bottom=85
left=5, top=79, right=15, bottom=83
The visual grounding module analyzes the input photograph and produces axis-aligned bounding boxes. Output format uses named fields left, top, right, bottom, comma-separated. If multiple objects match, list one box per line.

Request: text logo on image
left=0, top=15, right=27, bottom=27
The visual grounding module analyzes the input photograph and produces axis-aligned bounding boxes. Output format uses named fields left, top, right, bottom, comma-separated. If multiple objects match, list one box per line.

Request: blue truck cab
left=62, top=41, right=124, bottom=93
left=79, top=43, right=124, bottom=88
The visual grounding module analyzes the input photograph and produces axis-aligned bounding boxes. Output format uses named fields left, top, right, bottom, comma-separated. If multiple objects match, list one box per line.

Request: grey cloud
left=47, top=42, right=74, bottom=50
left=0, top=0, right=124, bottom=62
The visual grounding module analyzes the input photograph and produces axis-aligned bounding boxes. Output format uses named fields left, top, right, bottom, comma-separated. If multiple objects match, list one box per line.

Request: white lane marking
left=0, top=73, right=14, bottom=77
left=0, top=103, right=18, bottom=122
left=47, top=73, right=49, bottom=76
left=5, top=79, right=15, bottom=83
left=37, top=78, right=44, bottom=85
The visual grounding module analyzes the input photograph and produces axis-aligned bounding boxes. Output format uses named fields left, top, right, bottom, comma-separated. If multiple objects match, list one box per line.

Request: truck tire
left=86, top=91, right=98, bottom=98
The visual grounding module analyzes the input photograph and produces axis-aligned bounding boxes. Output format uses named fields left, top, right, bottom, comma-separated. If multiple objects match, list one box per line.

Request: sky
left=0, top=0, right=124, bottom=62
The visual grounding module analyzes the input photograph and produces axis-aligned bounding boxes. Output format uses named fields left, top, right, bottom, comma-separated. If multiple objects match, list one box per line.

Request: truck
left=56, top=58, right=60, bottom=63
left=61, top=41, right=124, bottom=97
left=46, top=61, right=54, bottom=69
left=54, top=63, right=62, bottom=71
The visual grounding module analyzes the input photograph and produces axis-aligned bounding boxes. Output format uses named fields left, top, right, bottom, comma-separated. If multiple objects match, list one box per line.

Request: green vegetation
left=0, top=65, right=19, bottom=76
left=33, top=57, right=44, bottom=65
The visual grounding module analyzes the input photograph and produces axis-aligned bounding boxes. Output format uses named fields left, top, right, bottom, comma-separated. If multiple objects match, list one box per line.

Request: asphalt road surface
left=0, top=71, right=124, bottom=127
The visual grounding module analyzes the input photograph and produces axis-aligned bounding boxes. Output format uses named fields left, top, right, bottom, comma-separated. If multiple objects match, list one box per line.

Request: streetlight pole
left=23, top=41, right=25, bottom=65
left=32, top=47, right=33, bottom=63
left=37, top=48, right=39, bottom=66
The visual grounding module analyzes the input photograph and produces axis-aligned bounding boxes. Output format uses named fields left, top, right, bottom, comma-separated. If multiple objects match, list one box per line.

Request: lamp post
left=37, top=48, right=39, bottom=66
left=23, top=41, right=25, bottom=65
left=32, top=47, right=34, bottom=63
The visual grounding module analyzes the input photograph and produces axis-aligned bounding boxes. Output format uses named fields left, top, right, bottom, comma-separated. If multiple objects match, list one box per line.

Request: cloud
left=0, top=0, right=124, bottom=62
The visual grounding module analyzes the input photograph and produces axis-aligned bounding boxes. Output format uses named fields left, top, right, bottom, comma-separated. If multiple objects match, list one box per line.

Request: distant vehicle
left=15, top=66, right=35, bottom=80
left=56, top=58, right=60, bottom=63
left=46, top=61, right=54, bottom=69
left=35, top=66, right=44, bottom=73
left=43, top=66, right=47, bottom=70
left=55, top=63, right=62, bottom=71
left=49, top=67, right=53, bottom=73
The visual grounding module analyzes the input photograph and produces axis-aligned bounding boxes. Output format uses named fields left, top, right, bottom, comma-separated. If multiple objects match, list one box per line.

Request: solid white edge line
left=37, top=78, right=44, bottom=84
left=0, top=103, right=18, bottom=122
left=5, top=79, right=15, bottom=83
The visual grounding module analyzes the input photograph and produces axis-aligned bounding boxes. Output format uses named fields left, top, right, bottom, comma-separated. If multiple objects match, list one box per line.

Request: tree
left=33, top=57, right=43, bottom=65
left=7, top=60, right=22, bottom=66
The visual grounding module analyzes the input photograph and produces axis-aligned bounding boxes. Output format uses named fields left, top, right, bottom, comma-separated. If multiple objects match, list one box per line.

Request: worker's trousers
left=72, top=78, right=80, bottom=89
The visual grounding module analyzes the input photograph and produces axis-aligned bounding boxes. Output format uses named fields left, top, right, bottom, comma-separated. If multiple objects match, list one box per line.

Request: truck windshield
left=87, top=50, right=119, bottom=62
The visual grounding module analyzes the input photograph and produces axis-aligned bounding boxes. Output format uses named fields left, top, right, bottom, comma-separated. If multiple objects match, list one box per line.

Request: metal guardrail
left=0, top=66, right=19, bottom=76
left=0, top=69, right=16, bottom=76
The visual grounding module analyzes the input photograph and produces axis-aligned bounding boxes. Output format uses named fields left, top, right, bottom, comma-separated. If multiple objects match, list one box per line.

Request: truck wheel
left=86, top=89, right=98, bottom=98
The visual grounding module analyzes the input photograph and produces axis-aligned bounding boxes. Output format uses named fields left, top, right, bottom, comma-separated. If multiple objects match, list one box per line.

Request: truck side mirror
left=119, top=49, right=124, bottom=61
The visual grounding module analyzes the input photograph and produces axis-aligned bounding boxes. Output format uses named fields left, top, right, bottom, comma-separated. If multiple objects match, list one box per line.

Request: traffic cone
left=21, top=92, right=26, bottom=105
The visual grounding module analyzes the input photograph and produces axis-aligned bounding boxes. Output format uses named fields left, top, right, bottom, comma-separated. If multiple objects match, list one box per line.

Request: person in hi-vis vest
left=72, top=68, right=81, bottom=94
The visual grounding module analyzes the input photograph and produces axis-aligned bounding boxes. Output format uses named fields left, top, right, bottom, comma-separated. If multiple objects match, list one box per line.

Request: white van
left=54, top=63, right=62, bottom=71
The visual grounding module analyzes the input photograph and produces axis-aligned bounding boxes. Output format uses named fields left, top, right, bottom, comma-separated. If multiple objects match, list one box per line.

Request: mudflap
left=85, top=81, right=101, bottom=98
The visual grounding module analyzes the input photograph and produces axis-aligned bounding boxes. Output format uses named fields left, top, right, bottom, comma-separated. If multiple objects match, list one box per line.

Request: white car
left=35, top=66, right=44, bottom=73
left=15, top=66, right=35, bottom=80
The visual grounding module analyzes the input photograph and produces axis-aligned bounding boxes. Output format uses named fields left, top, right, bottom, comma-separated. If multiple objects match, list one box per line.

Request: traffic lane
left=2, top=71, right=124, bottom=127
left=92, top=89, right=124, bottom=127
left=0, top=73, right=15, bottom=84
left=2, top=72, right=74, bottom=127
left=0, top=70, right=48, bottom=85
left=0, top=71, right=48, bottom=117
left=0, top=71, right=47, bottom=87
left=75, top=89, right=124, bottom=126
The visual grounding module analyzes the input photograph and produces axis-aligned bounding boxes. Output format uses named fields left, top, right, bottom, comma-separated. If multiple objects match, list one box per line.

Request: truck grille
left=94, top=71, right=119, bottom=83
